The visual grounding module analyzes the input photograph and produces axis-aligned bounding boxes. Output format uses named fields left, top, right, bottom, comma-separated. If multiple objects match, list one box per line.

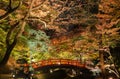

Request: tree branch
left=0, top=0, right=22, bottom=21
left=16, top=0, right=36, bottom=38
left=106, top=67, right=120, bottom=78
left=31, top=0, right=46, bottom=11
left=107, top=50, right=120, bottom=78
left=7, top=0, right=12, bottom=10
left=6, top=22, right=20, bottom=46
left=26, top=17, right=47, bottom=28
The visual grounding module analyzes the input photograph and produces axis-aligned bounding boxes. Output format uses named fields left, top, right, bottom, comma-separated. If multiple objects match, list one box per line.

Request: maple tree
left=0, top=0, right=48, bottom=66
left=0, top=0, right=23, bottom=66
left=0, top=0, right=99, bottom=65
left=0, top=1, right=120, bottom=78
left=81, top=0, right=120, bottom=78
left=64, top=0, right=120, bottom=78
left=98, top=0, right=120, bottom=78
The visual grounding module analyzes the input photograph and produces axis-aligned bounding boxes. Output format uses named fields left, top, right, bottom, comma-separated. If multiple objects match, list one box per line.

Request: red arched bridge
left=28, top=59, right=86, bottom=70
left=15, top=59, right=94, bottom=79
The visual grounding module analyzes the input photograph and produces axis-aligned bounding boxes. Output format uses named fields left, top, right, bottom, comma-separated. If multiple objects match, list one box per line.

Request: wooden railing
left=31, top=59, right=85, bottom=69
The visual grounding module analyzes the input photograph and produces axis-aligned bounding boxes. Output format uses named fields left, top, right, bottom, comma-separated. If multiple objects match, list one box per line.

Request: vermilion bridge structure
left=29, top=59, right=86, bottom=70
left=17, top=59, right=93, bottom=79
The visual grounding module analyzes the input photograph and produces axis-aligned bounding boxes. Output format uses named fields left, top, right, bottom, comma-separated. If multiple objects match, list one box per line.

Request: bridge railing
left=31, top=59, right=85, bottom=69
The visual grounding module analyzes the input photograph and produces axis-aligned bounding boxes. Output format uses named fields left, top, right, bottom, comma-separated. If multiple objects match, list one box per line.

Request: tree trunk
left=0, top=40, right=17, bottom=66
left=99, top=49, right=106, bottom=79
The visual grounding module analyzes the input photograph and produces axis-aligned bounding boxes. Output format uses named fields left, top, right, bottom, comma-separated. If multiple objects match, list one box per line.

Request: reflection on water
left=35, top=69, right=94, bottom=79
left=35, top=70, right=67, bottom=79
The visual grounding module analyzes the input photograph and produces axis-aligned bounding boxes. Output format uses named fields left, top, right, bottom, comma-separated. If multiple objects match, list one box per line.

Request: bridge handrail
left=31, top=59, right=85, bottom=68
